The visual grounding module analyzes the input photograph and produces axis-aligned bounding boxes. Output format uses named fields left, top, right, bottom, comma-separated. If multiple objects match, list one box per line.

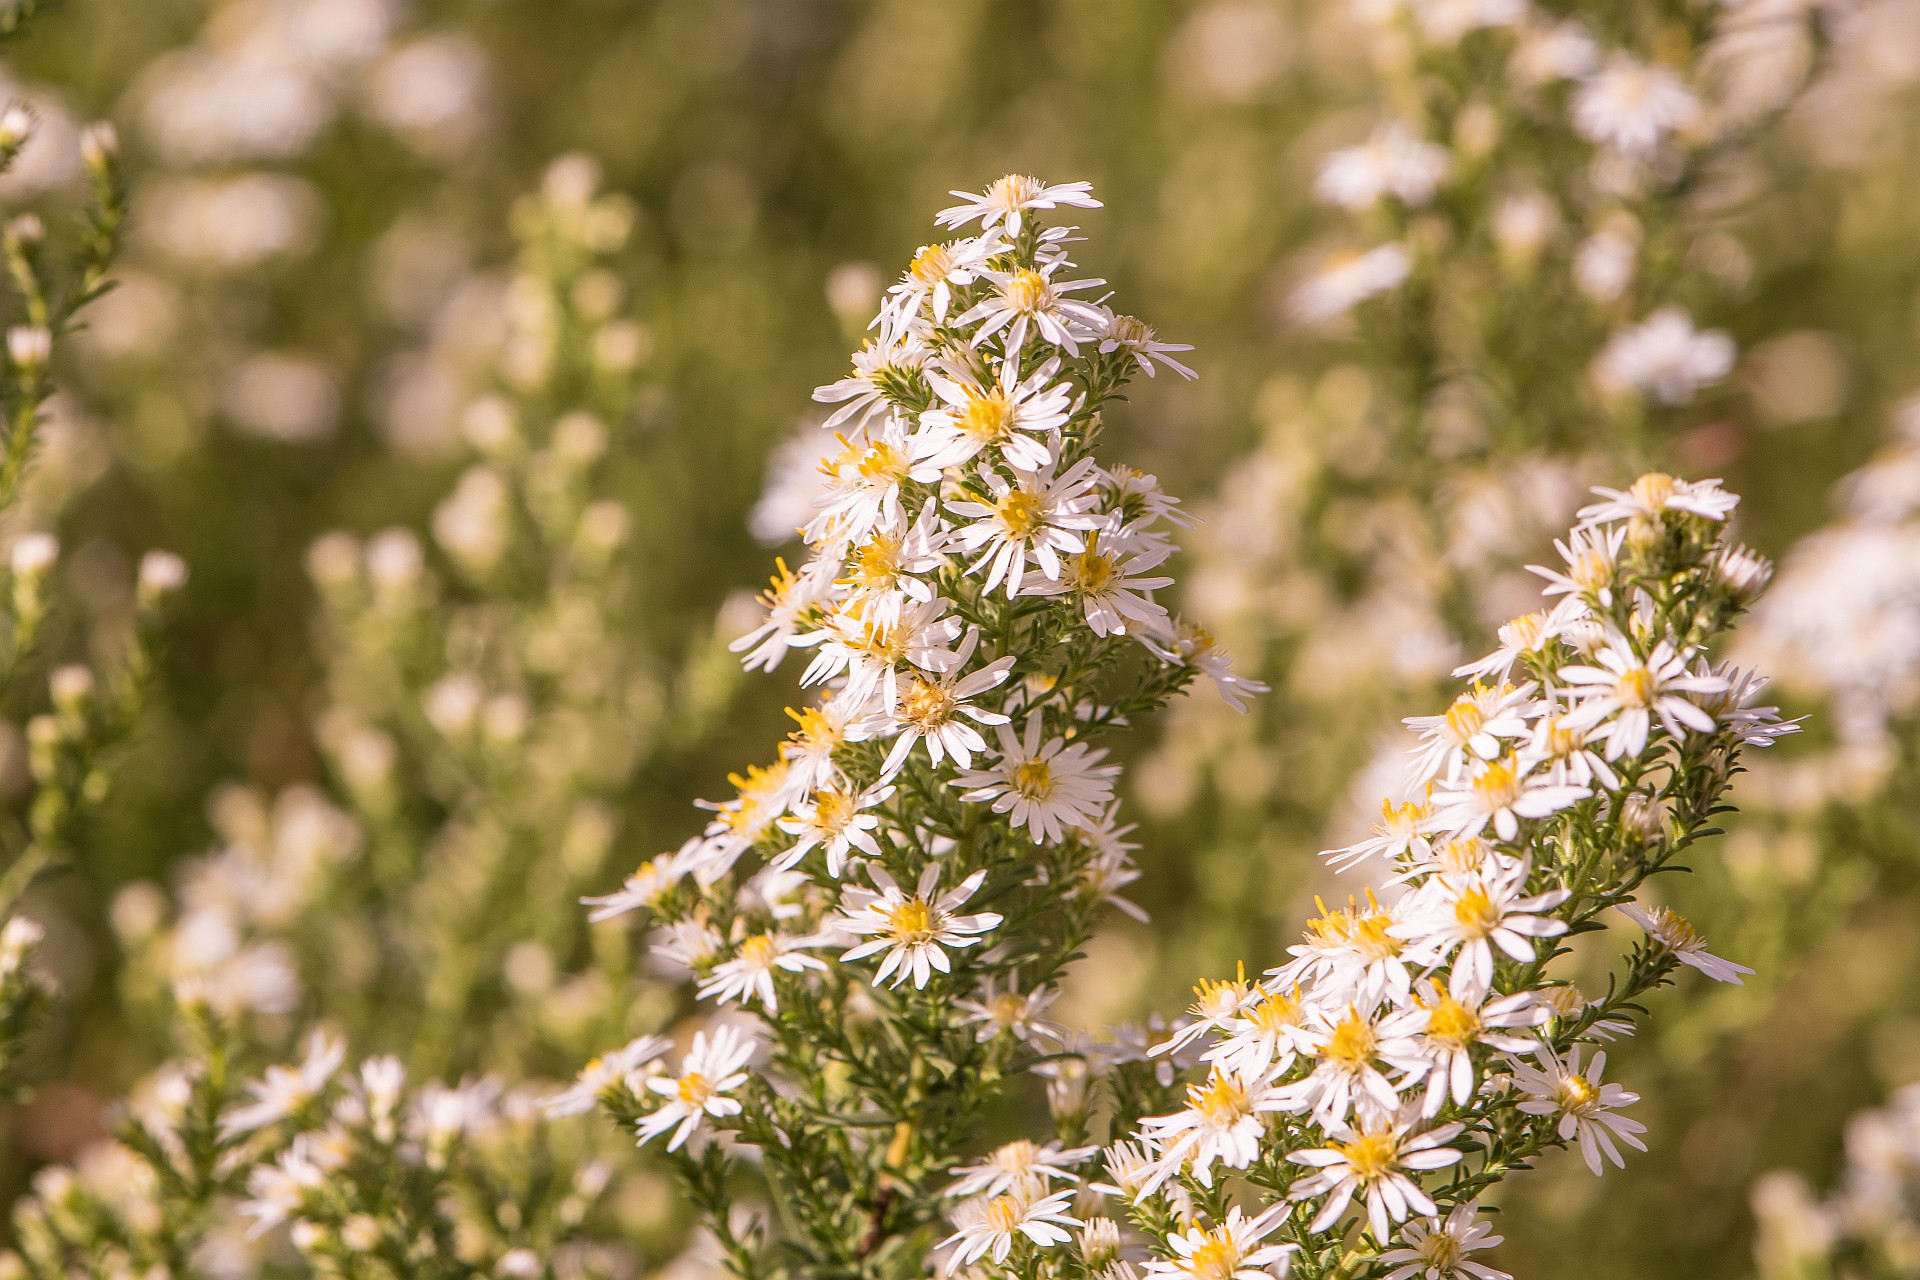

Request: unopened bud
left=0, top=104, right=33, bottom=153
left=137, top=550, right=188, bottom=607
left=8, top=325, right=51, bottom=370
left=49, top=664, right=94, bottom=718
left=0, top=915, right=43, bottom=977
left=78, top=121, right=118, bottom=173
left=10, top=532, right=56, bottom=579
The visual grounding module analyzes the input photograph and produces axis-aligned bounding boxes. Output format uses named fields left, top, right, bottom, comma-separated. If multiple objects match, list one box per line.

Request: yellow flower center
left=1324, top=1010, right=1377, bottom=1067
left=856, top=440, right=908, bottom=483
left=1071, top=547, right=1116, bottom=594
left=846, top=536, right=901, bottom=590
left=1187, top=1070, right=1252, bottom=1126
left=1004, top=268, right=1050, bottom=313
left=810, top=787, right=854, bottom=834
left=1618, top=665, right=1657, bottom=707
left=1445, top=697, right=1488, bottom=743
left=1334, top=1129, right=1400, bottom=1183
left=988, top=174, right=1043, bottom=213
left=960, top=388, right=1014, bottom=443
left=994, top=488, right=1045, bottom=537
left=1452, top=885, right=1505, bottom=938
left=786, top=705, right=843, bottom=752
left=1629, top=472, right=1677, bottom=512
left=1012, top=757, right=1055, bottom=800
left=983, top=1194, right=1023, bottom=1233
left=1571, top=547, right=1614, bottom=592
left=1557, top=1073, right=1599, bottom=1115
left=909, top=243, right=955, bottom=284
left=898, top=678, right=956, bottom=730
left=1190, top=973, right=1251, bottom=1019
left=1503, top=610, right=1546, bottom=650
left=886, top=896, right=934, bottom=943
left=739, top=935, right=779, bottom=970
left=989, top=992, right=1027, bottom=1024
left=993, top=1139, right=1038, bottom=1172
left=1419, top=1229, right=1463, bottom=1269
left=1351, top=910, right=1401, bottom=961
left=1187, top=1236, right=1243, bottom=1280
left=676, top=1072, right=713, bottom=1107
left=1471, top=755, right=1523, bottom=810
left=1247, top=992, right=1303, bottom=1034
left=1425, top=995, right=1482, bottom=1048
left=1109, top=314, right=1153, bottom=347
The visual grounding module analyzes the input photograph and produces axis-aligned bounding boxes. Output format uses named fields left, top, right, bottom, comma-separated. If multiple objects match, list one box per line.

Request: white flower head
left=945, top=454, right=1105, bottom=598
left=947, top=1138, right=1096, bottom=1199
left=541, top=1034, right=671, bottom=1117
left=222, top=1030, right=345, bottom=1137
left=1572, top=56, right=1700, bottom=159
left=937, top=175, right=1101, bottom=236
left=1593, top=310, right=1735, bottom=406
left=914, top=354, right=1077, bottom=473
left=941, top=1186, right=1081, bottom=1268
left=1289, top=245, right=1412, bottom=325
left=1379, top=1204, right=1511, bottom=1280
left=953, top=712, right=1120, bottom=845
left=1288, top=1110, right=1465, bottom=1240
left=1391, top=858, right=1571, bottom=995
left=696, top=931, right=827, bottom=1011
left=837, top=863, right=1004, bottom=989
left=1316, top=124, right=1452, bottom=211
left=1143, top=1205, right=1298, bottom=1280
left=639, top=1025, right=756, bottom=1152
left=1510, top=1046, right=1646, bottom=1175
left=1618, top=902, right=1753, bottom=984
left=1559, top=633, right=1727, bottom=760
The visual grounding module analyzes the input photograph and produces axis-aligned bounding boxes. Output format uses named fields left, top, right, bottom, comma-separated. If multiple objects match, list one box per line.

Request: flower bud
left=0, top=104, right=33, bottom=153
left=7, top=325, right=50, bottom=371
left=49, top=664, right=94, bottom=720
left=78, top=121, right=119, bottom=174
left=136, top=550, right=188, bottom=608
left=10, top=532, right=56, bottom=579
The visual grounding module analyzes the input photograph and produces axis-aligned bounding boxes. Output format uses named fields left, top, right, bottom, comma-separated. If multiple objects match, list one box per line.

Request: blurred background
left=3, top=0, right=1920, bottom=1275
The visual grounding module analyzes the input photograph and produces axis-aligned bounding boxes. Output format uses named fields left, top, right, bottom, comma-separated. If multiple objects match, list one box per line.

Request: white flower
left=222, top=1030, right=345, bottom=1136
left=1378, top=1204, right=1511, bottom=1280
left=1143, top=1206, right=1298, bottom=1280
left=1138, top=1065, right=1287, bottom=1188
left=1099, top=314, right=1196, bottom=380
left=805, top=418, right=940, bottom=552
left=1043, top=527, right=1174, bottom=637
left=914, top=355, right=1076, bottom=472
left=1202, top=984, right=1318, bottom=1079
left=779, top=699, right=855, bottom=796
left=1270, top=893, right=1414, bottom=1009
left=541, top=1034, right=671, bottom=1117
left=812, top=336, right=925, bottom=433
left=799, top=595, right=965, bottom=713
left=584, top=838, right=698, bottom=921
left=1511, top=18, right=1600, bottom=85
left=1530, top=523, right=1627, bottom=609
left=1288, top=1112, right=1465, bottom=1240
left=883, top=233, right=1002, bottom=328
left=1139, top=619, right=1270, bottom=712
left=1289, top=245, right=1411, bottom=325
left=1427, top=752, right=1592, bottom=842
left=639, top=1025, right=755, bottom=1152
left=848, top=628, right=1016, bottom=775
left=836, top=864, right=1003, bottom=989
left=1323, top=797, right=1434, bottom=873
left=1577, top=471, right=1742, bottom=527
left=1316, top=124, right=1452, bottom=210
left=1593, top=309, right=1736, bottom=406
left=942, top=1186, right=1081, bottom=1267
left=1618, top=903, right=1753, bottom=984
left=957, top=977, right=1063, bottom=1045
left=730, top=555, right=836, bottom=673
left=1278, top=1003, right=1429, bottom=1127
left=1525, top=711, right=1622, bottom=791
left=957, top=261, right=1108, bottom=357
left=1404, top=682, right=1536, bottom=787
left=242, top=1135, right=334, bottom=1234
left=1406, top=983, right=1545, bottom=1113
left=1452, top=599, right=1585, bottom=683
left=947, top=1139, right=1096, bottom=1199
left=1572, top=56, right=1700, bottom=158
left=697, top=931, right=827, bottom=1011
left=953, top=713, right=1119, bottom=845
left=1510, top=1046, right=1647, bottom=1175
left=1391, top=859, right=1571, bottom=995
left=937, top=175, right=1101, bottom=236
left=1559, top=634, right=1727, bottom=760
left=775, top=782, right=892, bottom=877
left=945, top=455, right=1105, bottom=597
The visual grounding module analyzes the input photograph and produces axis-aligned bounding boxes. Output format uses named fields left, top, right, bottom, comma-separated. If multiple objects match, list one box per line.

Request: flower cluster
left=1752, top=1081, right=1920, bottom=1280
left=967, top=474, right=1787, bottom=1278
left=574, top=176, right=1258, bottom=1275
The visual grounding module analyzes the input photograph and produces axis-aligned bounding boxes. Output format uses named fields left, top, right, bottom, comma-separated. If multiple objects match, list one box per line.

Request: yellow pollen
left=898, top=678, right=956, bottom=730
left=1004, top=268, right=1050, bottom=312
left=676, top=1072, right=713, bottom=1107
left=1419, top=1230, right=1463, bottom=1269
left=1629, top=472, right=1678, bottom=512
left=1187, top=1236, right=1242, bottom=1280
left=960, top=389, right=1014, bottom=443
left=847, top=536, right=901, bottom=590
left=993, top=1139, right=1038, bottom=1171
left=989, top=175, right=1042, bottom=212
left=1504, top=610, right=1546, bottom=649
left=1618, top=666, right=1657, bottom=707
left=759, top=557, right=799, bottom=607
left=886, top=896, right=934, bottom=942
left=1187, top=1070, right=1252, bottom=1125
left=1324, top=1009, right=1377, bottom=1067
left=1012, top=758, right=1054, bottom=800
left=1558, top=1073, right=1599, bottom=1114
left=1571, top=548, right=1614, bottom=591
left=909, top=243, right=954, bottom=284
left=786, top=705, right=843, bottom=750
left=1472, top=756, right=1523, bottom=808
left=856, top=440, right=907, bottom=483
left=810, top=788, right=854, bottom=834
left=983, top=1195, right=1023, bottom=1233
left=989, top=992, right=1026, bottom=1023
left=1452, top=886, right=1504, bottom=937
left=1109, top=315, right=1153, bottom=346
left=1424, top=995, right=1482, bottom=1048
left=739, top=935, right=779, bottom=969
left=1072, top=546, right=1116, bottom=594
left=1541, top=716, right=1580, bottom=758
left=1333, top=1129, right=1400, bottom=1182
left=1247, top=992, right=1303, bottom=1033
left=1445, top=697, right=1488, bottom=742
left=994, top=488, right=1045, bottom=537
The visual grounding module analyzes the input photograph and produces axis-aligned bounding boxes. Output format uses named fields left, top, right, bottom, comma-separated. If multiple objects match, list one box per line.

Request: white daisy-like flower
left=937, top=175, right=1101, bottom=236
left=941, top=1186, right=1082, bottom=1267
left=1509, top=1046, right=1646, bottom=1175
left=883, top=233, right=1002, bottom=328
left=913, top=354, right=1076, bottom=473
left=1287, top=1111, right=1465, bottom=1240
left=957, top=261, right=1108, bottom=357
left=1323, top=796, right=1434, bottom=873
left=1404, top=682, right=1536, bottom=787
left=812, top=334, right=927, bottom=433
left=1137, top=1065, right=1287, bottom=1189
left=1700, top=665, right=1799, bottom=749
left=540, top=1034, right=671, bottom=1117
left=1041, top=527, right=1174, bottom=637
left=1573, top=227, right=1638, bottom=303
left=952, top=713, right=1119, bottom=845
left=1572, top=56, right=1700, bottom=159
left=639, top=1025, right=755, bottom=1152
left=222, top=1029, right=346, bottom=1136
left=1529, top=524, right=1627, bottom=609
left=1289, top=244, right=1412, bottom=325
left=1524, top=711, right=1622, bottom=791
left=804, top=417, right=939, bottom=552
left=1150, top=968, right=1263, bottom=1058
left=1511, top=17, right=1600, bottom=85
left=1427, top=752, right=1592, bottom=842
left=1143, top=1206, right=1298, bottom=1280
left=1452, top=599, right=1586, bottom=682
left=1391, top=859, right=1571, bottom=995
left=774, top=781, right=892, bottom=877
left=1315, top=123, right=1452, bottom=211
left=1202, top=983, right=1318, bottom=1079
left=1618, top=903, right=1753, bottom=984
left=1072, top=845, right=1149, bottom=923
left=1559, top=634, right=1727, bottom=760
left=1592, top=309, right=1736, bottom=406
left=1138, top=619, right=1271, bottom=712
left=1576, top=471, right=1742, bottom=527
left=799, top=594, right=965, bottom=713
left=947, top=1139, right=1097, bottom=1199
left=242, top=1134, right=335, bottom=1233
left=1378, top=1204, right=1511, bottom=1280
left=1269, top=892, right=1415, bottom=1010
left=1099, top=314, right=1196, bottom=380
left=696, top=932, right=827, bottom=1012
left=729, top=555, right=836, bottom=673
left=945, top=455, right=1105, bottom=598
left=836, top=864, right=1004, bottom=989
left=956, top=976, right=1063, bottom=1045
left=847, top=628, right=1016, bottom=775
left=779, top=699, right=854, bottom=797
left=649, top=918, right=725, bottom=975
left=1278, top=1003, right=1429, bottom=1128
left=1406, top=982, right=1545, bottom=1113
